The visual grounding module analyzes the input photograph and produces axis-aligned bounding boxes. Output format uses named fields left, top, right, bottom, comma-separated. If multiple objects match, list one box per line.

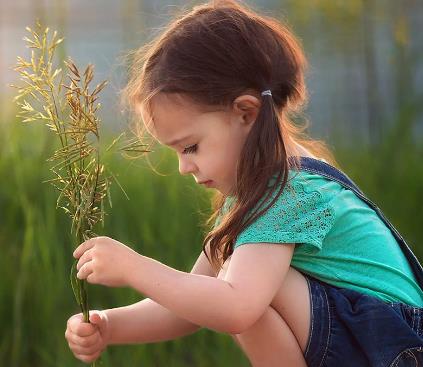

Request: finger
left=86, top=271, right=97, bottom=284
left=75, top=350, right=101, bottom=364
left=67, top=313, right=84, bottom=327
left=76, top=248, right=94, bottom=272
left=68, top=335, right=102, bottom=355
left=70, top=330, right=101, bottom=348
left=74, top=237, right=98, bottom=259
left=77, top=260, right=93, bottom=280
left=67, top=315, right=88, bottom=336
left=69, top=320, right=97, bottom=337
left=69, top=343, right=102, bottom=356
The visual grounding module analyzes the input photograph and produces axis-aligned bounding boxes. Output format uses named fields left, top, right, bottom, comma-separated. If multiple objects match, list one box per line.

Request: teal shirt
left=217, top=170, right=423, bottom=307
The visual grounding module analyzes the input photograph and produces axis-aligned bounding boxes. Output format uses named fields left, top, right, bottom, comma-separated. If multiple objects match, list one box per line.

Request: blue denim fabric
left=291, top=157, right=423, bottom=367
left=303, top=273, right=423, bottom=367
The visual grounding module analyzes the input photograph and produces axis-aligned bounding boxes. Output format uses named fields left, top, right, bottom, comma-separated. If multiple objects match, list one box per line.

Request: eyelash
left=182, top=144, right=198, bottom=154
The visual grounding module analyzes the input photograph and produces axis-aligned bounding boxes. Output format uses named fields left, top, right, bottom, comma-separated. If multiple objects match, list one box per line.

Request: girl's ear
left=232, top=93, right=261, bottom=127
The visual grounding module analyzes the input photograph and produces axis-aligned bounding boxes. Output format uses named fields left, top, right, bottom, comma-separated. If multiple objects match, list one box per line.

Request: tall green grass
left=0, top=118, right=248, bottom=367
left=0, top=111, right=422, bottom=366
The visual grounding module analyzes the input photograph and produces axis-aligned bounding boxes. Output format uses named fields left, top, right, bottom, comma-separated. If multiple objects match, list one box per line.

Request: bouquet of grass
left=10, top=19, right=148, bottom=366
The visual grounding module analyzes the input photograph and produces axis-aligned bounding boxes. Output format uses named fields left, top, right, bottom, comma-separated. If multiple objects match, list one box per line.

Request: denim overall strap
left=292, top=156, right=423, bottom=290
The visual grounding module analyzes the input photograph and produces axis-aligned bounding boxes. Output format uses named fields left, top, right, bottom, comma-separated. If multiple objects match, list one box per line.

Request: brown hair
left=120, top=0, right=339, bottom=274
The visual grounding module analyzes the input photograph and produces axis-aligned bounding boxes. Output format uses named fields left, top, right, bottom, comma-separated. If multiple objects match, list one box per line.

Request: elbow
left=223, top=284, right=266, bottom=334
left=227, top=305, right=262, bottom=335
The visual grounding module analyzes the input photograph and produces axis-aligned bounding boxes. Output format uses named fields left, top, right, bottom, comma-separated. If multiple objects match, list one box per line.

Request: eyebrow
left=165, top=135, right=194, bottom=147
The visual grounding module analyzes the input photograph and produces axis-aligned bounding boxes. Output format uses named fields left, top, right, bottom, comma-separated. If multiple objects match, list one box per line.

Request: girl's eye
left=182, top=144, right=198, bottom=154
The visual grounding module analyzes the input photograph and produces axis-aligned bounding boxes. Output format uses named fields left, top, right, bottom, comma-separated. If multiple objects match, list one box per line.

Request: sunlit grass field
left=1, top=112, right=422, bottom=366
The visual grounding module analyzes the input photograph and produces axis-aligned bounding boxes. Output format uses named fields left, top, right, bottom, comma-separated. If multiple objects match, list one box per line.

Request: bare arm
left=105, top=245, right=216, bottom=345
left=127, top=243, right=294, bottom=334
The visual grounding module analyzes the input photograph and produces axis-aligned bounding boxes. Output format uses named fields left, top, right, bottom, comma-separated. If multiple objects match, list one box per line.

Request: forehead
left=144, top=93, right=226, bottom=145
left=149, top=93, right=200, bottom=129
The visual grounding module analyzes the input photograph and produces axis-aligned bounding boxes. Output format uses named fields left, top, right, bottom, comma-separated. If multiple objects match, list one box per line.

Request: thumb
left=89, top=311, right=105, bottom=327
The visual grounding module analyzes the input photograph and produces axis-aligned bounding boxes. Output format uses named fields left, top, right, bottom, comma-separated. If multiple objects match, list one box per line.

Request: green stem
left=71, top=223, right=102, bottom=366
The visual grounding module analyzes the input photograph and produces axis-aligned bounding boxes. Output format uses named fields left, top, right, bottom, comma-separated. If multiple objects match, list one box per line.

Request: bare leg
left=231, top=305, right=307, bottom=367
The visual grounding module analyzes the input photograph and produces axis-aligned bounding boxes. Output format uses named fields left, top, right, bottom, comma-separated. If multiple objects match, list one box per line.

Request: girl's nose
left=178, top=156, right=197, bottom=176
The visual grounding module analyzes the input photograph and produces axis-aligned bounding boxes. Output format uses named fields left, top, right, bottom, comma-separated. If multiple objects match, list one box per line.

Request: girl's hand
left=65, top=310, right=109, bottom=364
left=73, top=236, right=141, bottom=287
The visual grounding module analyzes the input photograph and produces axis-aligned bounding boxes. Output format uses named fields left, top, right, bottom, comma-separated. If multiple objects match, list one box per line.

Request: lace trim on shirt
left=234, top=179, right=335, bottom=251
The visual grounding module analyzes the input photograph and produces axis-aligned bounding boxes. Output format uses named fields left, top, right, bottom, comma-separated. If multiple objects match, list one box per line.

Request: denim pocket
left=411, top=307, right=423, bottom=337
left=389, top=346, right=423, bottom=367
left=388, top=303, right=423, bottom=366
left=389, top=302, right=423, bottom=337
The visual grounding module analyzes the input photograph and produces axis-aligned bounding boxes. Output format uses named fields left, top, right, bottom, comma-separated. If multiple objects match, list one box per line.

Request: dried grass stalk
left=11, top=19, right=149, bottom=367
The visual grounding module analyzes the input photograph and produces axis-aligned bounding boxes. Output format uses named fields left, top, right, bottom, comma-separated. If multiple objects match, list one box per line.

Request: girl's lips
left=201, top=180, right=213, bottom=187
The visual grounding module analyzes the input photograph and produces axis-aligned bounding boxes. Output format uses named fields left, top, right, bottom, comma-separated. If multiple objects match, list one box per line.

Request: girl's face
left=145, top=92, right=260, bottom=196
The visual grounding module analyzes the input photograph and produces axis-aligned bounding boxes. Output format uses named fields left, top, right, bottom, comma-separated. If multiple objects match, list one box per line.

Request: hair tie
left=261, top=89, right=272, bottom=97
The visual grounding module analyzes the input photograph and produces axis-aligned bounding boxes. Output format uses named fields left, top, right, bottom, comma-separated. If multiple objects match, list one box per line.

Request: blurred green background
left=1, top=1, right=422, bottom=366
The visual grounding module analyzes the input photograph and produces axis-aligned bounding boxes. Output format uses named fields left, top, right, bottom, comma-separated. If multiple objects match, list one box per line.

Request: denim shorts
left=303, top=273, right=423, bottom=367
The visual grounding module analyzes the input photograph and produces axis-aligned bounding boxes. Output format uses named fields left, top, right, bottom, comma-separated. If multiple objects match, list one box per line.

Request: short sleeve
left=234, top=174, right=336, bottom=252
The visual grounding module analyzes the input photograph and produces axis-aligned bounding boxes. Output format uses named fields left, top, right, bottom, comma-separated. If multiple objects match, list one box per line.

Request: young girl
left=65, top=1, right=423, bottom=366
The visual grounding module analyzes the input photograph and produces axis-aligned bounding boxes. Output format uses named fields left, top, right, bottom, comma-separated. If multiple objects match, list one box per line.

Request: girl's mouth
left=201, top=180, right=213, bottom=187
